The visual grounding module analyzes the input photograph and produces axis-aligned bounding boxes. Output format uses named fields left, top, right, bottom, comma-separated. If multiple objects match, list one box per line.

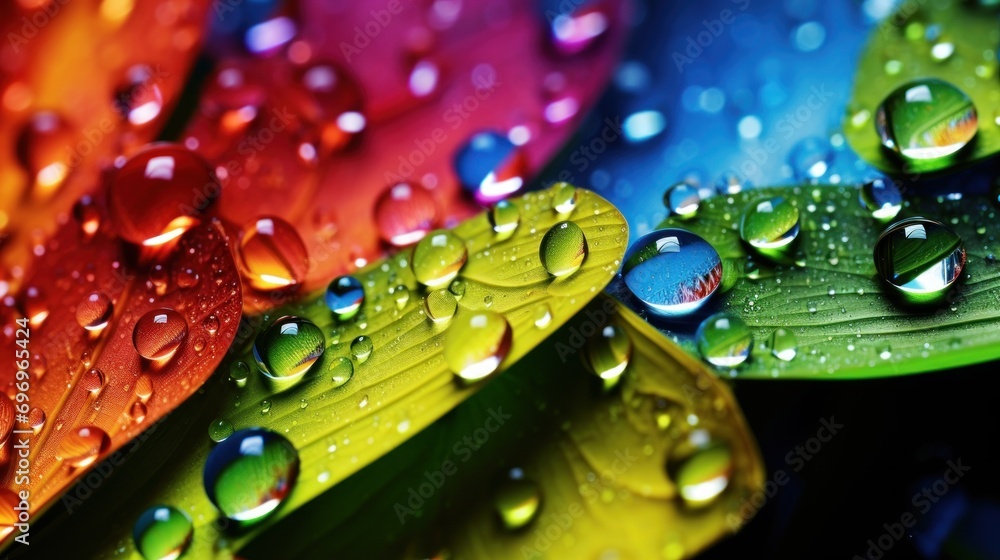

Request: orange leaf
left=0, top=193, right=242, bottom=542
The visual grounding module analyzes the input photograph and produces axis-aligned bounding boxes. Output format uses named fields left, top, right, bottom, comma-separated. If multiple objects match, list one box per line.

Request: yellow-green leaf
left=844, top=1, right=1000, bottom=174
left=36, top=185, right=627, bottom=558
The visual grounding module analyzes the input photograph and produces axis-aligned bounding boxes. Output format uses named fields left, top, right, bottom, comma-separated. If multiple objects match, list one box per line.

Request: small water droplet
left=325, top=276, right=365, bottom=321
left=82, top=367, right=105, bottom=394
left=585, top=325, right=632, bottom=385
left=454, top=131, right=527, bottom=204
left=238, top=216, right=309, bottom=291
left=860, top=178, right=903, bottom=222
left=533, top=305, right=553, bottom=329
left=76, top=292, right=113, bottom=332
left=204, top=315, right=220, bottom=334
left=444, top=311, right=511, bottom=382
left=329, top=357, right=354, bottom=388
left=130, top=401, right=147, bottom=423
left=425, top=290, right=458, bottom=323
left=176, top=267, right=199, bottom=289
left=667, top=441, right=732, bottom=507
left=58, top=425, right=110, bottom=468
left=663, top=182, right=700, bottom=219
left=770, top=328, right=797, bottom=362
left=550, top=182, right=578, bottom=214
left=351, top=336, right=374, bottom=363
left=412, top=230, right=467, bottom=288
left=696, top=313, right=752, bottom=367
left=28, top=407, right=46, bottom=434
left=132, top=505, right=192, bottom=560
left=540, top=221, right=587, bottom=277
left=253, top=316, right=325, bottom=387
left=494, top=471, right=542, bottom=530
left=375, top=182, right=437, bottom=246
left=209, top=419, right=234, bottom=443
left=489, top=200, right=521, bottom=238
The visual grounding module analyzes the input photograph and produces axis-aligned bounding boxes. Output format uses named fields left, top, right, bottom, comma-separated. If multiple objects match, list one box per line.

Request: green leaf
left=38, top=185, right=628, bottom=558
left=224, top=297, right=764, bottom=559
left=649, top=185, right=1000, bottom=379
left=844, top=1, right=1000, bottom=174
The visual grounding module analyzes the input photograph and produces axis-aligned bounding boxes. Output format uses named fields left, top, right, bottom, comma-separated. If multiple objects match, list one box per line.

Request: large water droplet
left=740, top=197, right=800, bottom=255
left=621, top=229, right=722, bottom=317
left=445, top=311, right=512, bottom=382
left=494, top=471, right=542, bottom=529
left=586, top=325, right=632, bottom=385
left=76, top=292, right=113, bottom=332
left=325, top=276, right=365, bottom=321
left=253, top=316, right=325, bottom=386
left=860, top=178, right=903, bottom=222
left=133, top=309, right=188, bottom=361
left=132, top=505, right=192, bottom=560
left=454, top=131, right=527, bottom=204
left=540, top=221, right=587, bottom=277
left=874, top=217, right=966, bottom=303
left=374, top=182, right=438, bottom=246
left=663, top=182, right=700, bottom=219
left=425, top=289, right=457, bottom=323
left=875, top=78, right=977, bottom=162
left=58, top=425, right=110, bottom=468
left=770, top=328, right=797, bottom=362
left=412, top=230, right=468, bottom=288
left=696, top=313, right=753, bottom=367
left=109, top=144, right=217, bottom=247
left=238, top=216, right=309, bottom=291
left=667, top=441, right=732, bottom=507
left=203, top=428, right=299, bottom=524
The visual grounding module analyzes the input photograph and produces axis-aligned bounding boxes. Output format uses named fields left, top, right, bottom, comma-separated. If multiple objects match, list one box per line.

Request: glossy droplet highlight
left=325, top=276, right=364, bottom=320
left=875, top=78, right=977, bottom=162
left=203, top=428, right=299, bottom=524
left=58, top=425, right=110, bottom=468
left=860, top=178, right=903, bottom=222
left=329, top=357, right=354, bottom=388
left=494, top=473, right=542, bottom=529
left=622, top=229, right=722, bottom=317
left=550, top=182, right=578, bottom=214
left=489, top=200, right=521, bottom=238
left=412, top=230, right=468, bottom=288
left=109, top=144, right=217, bottom=247
left=374, top=182, right=438, bottom=246
left=425, top=290, right=457, bottom=323
left=696, top=313, right=753, bottom=367
left=76, top=292, right=113, bottom=332
left=445, top=311, right=512, bottom=382
left=770, top=328, right=797, bottom=362
left=586, top=325, right=632, bottom=383
left=132, top=505, right=192, bottom=560
left=114, top=65, right=164, bottom=127
left=549, top=2, right=609, bottom=55
left=740, top=197, right=800, bottom=255
left=664, top=182, right=700, bottom=219
left=454, top=131, right=527, bottom=204
left=540, top=221, right=587, bottom=277
left=16, top=111, right=73, bottom=196
left=238, top=216, right=309, bottom=291
left=209, top=419, right=234, bottom=443
left=668, top=442, right=733, bottom=507
left=351, top=336, right=373, bottom=363
left=133, top=309, right=187, bottom=361
left=874, top=217, right=966, bottom=303
left=253, top=316, right=325, bottom=386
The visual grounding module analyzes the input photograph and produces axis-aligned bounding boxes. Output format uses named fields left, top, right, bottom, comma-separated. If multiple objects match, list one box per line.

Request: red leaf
left=0, top=193, right=242, bottom=534
left=181, top=0, right=629, bottom=309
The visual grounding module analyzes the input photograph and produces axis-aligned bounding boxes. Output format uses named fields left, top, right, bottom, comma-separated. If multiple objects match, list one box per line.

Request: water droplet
left=109, top=144, right=217, bottom=247
left=454, top=131, right=527, bottom=204
left=876, top=78, right=977, bottom=162
left=293, top=61, right=365, bottom=154
left=260, top=400, right=271, bottom=414
left=489, top=200, right=521, bottom=238
left=325, top=276, right=365, bottom=320
left=329, top=357, right=354, bottom=387
left=549, top=2, right=609, bottom=55
left=425, top=290, right=457, bottom=323
left=114, top=65, right=164, bottom=127
left=860, top=178, right=903, bottom=222
left=412, top=230, right=467, bottom=288
left=667, top=441, right=732, bottom=507
left=392, top=284, right=410, bottom=309
left=533, top=305, right=553, bottom=329
left=788, top=137, right=833, bottom=180
left=740, top=197, right=800, bottom=255
left=73, top=195, right=101, bottom=237
left=550, top=182, right=578, bottom=214
left=76, top=292, right=113, bottom=332
left=717, top=175, right=744, bottom=195
left=20, top=286, right=48, bottom=326
left=204, top=315, right=220, bottom=334
left=176, top=268, right=199, bottom=289
left=131, top=402, right=147, bottom=423
left=238, top=216, right=309, bottom=291
left=58, top=425, right=110, bottom=468
left=203, top=428, right=299, bottom=524
left=229, top=362, right=250, bottom=388
left=444, top=311, right=511, bottom=382
left=621, top=229, right=722, bottom=317
left=540, top=221, right=587, bottom=277
left=209, top=419, right=234, bottom=443
left=586, top=325, right=632, bottom=383
left=494, top=473, right=542, bottom=529
left=28, top=407, right=45, bottom=434
left=374, top=182, right=438, bottom=246
left=449, top=278, right=467, bottom=298
left=663, top=182, right=700, bottom=219
left=351, top=336, right=374, bottom=363
left=82, top=367, right=105, bottom=394
left=696, top=313, right=752, bottom=367
left=770, top=328, right=797, bottom=362
left=15, top=111, right=73, bottom=196
left=133, top=309, right=188, bottom=361
left=132, top=505, right=192, bottom=560
left=135, top=374, right=154, bottom=401
left=253, top=316, right=325, bottom=386
left=874, top=217, right=966, bottom=303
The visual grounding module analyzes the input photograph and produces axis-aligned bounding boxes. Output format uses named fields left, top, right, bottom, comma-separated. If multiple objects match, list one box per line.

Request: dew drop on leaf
left=444, top=311, right=512, bottom=383
left=412, top=230, right=468, bottom=288
left=325, top=276, right=365, bottom=321
left=252, top=316, right=325, bottom=386
left=540, top=221, right=587, bottom=277
left=58, top=426, right=110, bottom=469
left=374, top=182, right=438, bottom=247
left=350, top=336, right=373, bottom=363
left=873, top=217, right=966, bottom=303
left=696, top=313, right=753, bottom=368
left=875, top=78, right=977, bottom=162
left=585, top=325, right=632, bottom=387
left=238, top=216, right=309, bottom=291
left=208, top=419, right=234, bottom=443
left=132, top=505, right=192, bottom=560
left=666, top=439, right=732, bottom=507
left=621, top=229, right=721, bottom=317
left=133, top=308, right=188, bottom=361
left=424, top=289, right=457, bottom=323
left=76, top=292, right=113, bottom=332
left=494, top=470, right=542, bottom=530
